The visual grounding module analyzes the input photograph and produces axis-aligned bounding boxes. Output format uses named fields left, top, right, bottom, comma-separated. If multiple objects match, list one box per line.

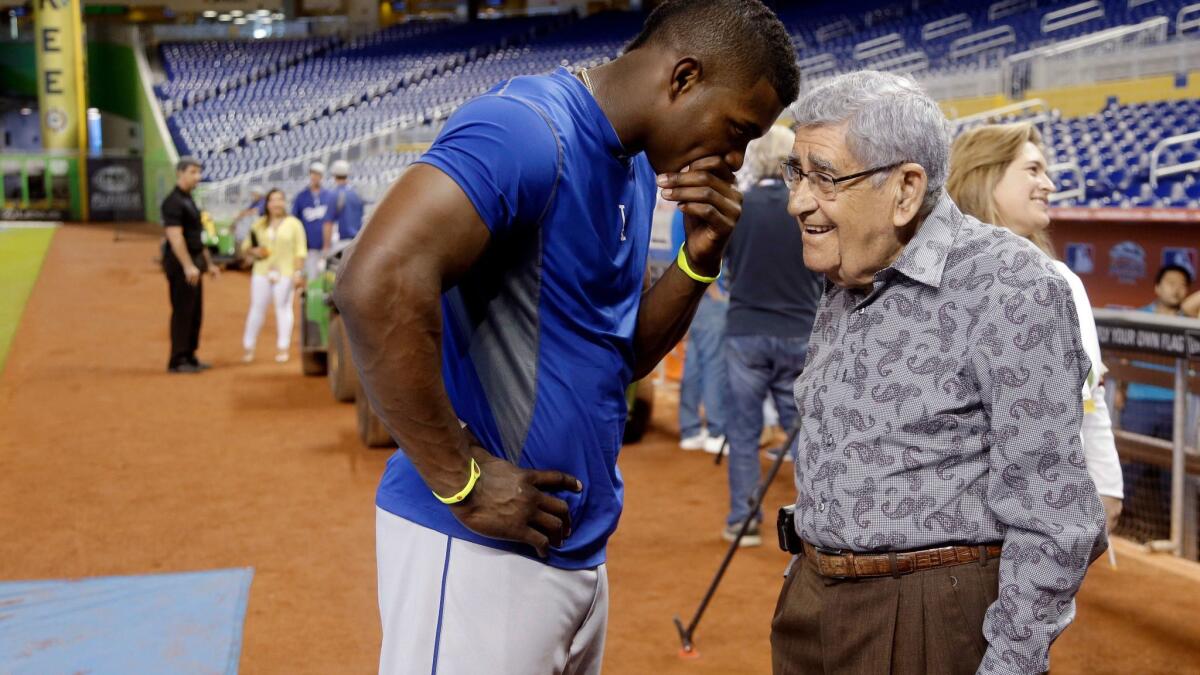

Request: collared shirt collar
left=884, top=192, right=962, bottom=289
left=557, top=67, right=629, bottom=162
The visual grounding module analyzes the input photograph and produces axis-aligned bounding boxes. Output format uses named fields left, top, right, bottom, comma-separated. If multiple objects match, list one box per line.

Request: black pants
left=163, top=250, right=203, bottom=368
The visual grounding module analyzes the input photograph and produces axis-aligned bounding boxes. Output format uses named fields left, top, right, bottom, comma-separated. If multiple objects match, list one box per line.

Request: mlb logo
left=1065, top=243, right=1094, bottom=275
left=1161, top=247, right=1198, bottom=280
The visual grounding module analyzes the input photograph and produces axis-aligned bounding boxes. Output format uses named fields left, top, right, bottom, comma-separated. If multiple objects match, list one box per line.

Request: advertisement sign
left=33, top=0, right=86, bottom=152
left=1161, top=247, right=1198, bottom=280
left=86, top=157, right=144, bottom=221
left=1107, top=241, right=1147, bottom=285
left=1064, top=243, right=1095, bottom=275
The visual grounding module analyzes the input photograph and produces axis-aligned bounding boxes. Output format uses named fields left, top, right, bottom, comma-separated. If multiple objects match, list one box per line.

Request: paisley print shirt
left=790, top=194, right=1108, bottom=675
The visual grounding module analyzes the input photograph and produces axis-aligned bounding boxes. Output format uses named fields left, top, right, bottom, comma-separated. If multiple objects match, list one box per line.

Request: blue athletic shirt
left=375, top=67, right=656, bottom=570
left=291, top=187, right=336, bottom=251
left=332, top=184, right=364, bottom=240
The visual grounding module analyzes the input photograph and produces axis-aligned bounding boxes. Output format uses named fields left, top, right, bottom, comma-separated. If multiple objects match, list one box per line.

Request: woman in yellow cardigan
left=240, top=188, right=307, bottom=363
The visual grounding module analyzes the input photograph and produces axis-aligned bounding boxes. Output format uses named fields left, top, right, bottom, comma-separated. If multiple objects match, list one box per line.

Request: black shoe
left=168, top=363, right=202, bottom=374
left=190, top=360, right=213, bottom=370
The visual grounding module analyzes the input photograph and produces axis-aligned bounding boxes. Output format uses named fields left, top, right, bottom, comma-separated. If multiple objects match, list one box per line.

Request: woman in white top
left=947, top=122, right=1124, bottom=532
left=240, top=188, right=308, bottom=364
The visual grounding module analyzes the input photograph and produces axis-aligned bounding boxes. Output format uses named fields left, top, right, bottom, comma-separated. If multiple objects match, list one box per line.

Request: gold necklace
left=580, top=68, right=595, bottom=96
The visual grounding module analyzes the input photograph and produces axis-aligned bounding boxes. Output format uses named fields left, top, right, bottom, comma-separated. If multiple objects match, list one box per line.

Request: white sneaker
left=704, top=435, right=727, bottom=455
left=680, top=432, right=708, bottom=451
left=242, top=350, right=254, bottom=363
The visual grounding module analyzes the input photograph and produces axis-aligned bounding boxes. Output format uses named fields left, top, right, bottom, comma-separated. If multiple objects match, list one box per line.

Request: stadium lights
left=19, top=107, right=32, bottom=115
left=202, top=10, right=217, bottom=18
left=218, top=14, right=232, bottom=21
left=230, top=10, right=244, bottom=17
left=256, top=9, right=271, bottom=15
left=253, top=27, right=268, bottom=38
left=272, top=12, right=285, bottom=20
left=233, top=17, right=248, bottom=24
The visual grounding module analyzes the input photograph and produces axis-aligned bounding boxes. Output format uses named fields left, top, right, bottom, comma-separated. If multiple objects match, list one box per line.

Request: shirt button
left=818, top=501, right=826, bottom=513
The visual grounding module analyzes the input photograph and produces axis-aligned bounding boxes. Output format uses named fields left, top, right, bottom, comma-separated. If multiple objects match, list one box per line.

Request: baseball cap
left=309, top=161, right=327, bottom=175
left=331, top=160, right=350, bottom=177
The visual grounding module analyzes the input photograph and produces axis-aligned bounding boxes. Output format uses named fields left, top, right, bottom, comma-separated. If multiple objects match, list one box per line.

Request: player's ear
left=668, top=57, right=702, bottom=102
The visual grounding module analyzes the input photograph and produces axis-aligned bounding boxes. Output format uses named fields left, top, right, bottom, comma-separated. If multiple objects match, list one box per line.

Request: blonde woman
left=948, top=122, right=1124, bottom=531
left=241, top=189, right=308, bottom=363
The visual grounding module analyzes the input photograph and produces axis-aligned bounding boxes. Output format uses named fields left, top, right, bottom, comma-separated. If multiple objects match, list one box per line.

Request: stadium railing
left=1095, top=309, right=1200, bottom=561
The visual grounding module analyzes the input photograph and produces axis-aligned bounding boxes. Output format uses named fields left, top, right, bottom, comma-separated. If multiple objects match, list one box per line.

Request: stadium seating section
left=153, top=0, right=1198, bottom=207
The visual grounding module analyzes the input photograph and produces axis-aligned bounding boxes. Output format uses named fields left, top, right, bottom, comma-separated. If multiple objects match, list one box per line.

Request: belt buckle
left=814, top=545, right=852, bottom=580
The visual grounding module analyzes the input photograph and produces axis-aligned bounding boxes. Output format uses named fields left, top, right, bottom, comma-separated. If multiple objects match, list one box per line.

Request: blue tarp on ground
left=0, top=567, right=253, bottom=675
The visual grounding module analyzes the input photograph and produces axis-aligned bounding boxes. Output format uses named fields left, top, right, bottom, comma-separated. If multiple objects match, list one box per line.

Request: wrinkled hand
left=656, top=156, right=742, bottom=277
left=1101, top=496, right=1123, bottom=534
left=447, top=449, right=583, bottom=558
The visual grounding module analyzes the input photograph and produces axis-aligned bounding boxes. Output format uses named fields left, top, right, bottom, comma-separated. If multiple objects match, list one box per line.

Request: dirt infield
left=1, top=224, right=1198, bottom=674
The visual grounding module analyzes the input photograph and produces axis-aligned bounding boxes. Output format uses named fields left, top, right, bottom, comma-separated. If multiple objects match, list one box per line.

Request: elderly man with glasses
left=770, top=70, right=1107, bottom=675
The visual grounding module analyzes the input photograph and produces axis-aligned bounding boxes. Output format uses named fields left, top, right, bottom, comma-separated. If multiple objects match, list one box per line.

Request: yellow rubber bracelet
left=432, top=457, right=482, bottom=505
left=677, top=244, right=719, bottom=284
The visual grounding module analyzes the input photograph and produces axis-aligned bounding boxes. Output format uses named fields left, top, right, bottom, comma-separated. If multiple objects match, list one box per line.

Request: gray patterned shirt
left=791, top=194, right=1108, bottom=675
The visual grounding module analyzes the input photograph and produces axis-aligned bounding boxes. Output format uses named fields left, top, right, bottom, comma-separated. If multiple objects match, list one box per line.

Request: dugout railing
left=1094, top=308, right=1200, bottom=560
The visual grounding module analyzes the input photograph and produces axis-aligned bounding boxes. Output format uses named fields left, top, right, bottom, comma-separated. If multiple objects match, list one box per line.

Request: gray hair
left=743, top=125, right=796, bottom=182
left=791, top=70, right=951, bottom=212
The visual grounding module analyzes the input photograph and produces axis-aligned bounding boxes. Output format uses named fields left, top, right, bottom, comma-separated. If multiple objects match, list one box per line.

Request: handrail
left=1041, top=0, right=1105, bottom=34
left=1093, top=309, right=1200, bottom=559
left=797, top=53, right=837, bottom=78
left=1150, top=130, right=1200, bottom=186
left=948, top=98, right=1049, bottom=128
left=1179, top=3, right=1200, bottom=36
left=948, top=26, right=1016, bottom=61
left=816, top=18, right=855, bottom=44
left=869, top=50, right=929, bottom=74
left=132, top=27, right=179, bottom=166
left=922, top=13, right=972, bottom=42
left=1047, top=161, right=1084, bottom=203
left=1005, top=17, right=1168, bottom=65
left=989, top=0, right=1037, bottom=21
left=853, top=32, right=904, bottom=61
left=1128, top=0, right=1157, bottom=7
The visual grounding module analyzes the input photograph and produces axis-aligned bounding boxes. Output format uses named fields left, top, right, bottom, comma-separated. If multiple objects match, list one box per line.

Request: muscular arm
left=334, top=164, right=578, bottom=557
left=164, top=226, right=193, bottom=269
left=631, top=156, right=742, bottom=380
left=335, top=165, right=486, bottom=494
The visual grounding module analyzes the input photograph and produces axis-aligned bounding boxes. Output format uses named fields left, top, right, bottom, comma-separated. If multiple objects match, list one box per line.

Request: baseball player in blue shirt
left=291, top=161, right=335, bottom=277
left=335, top=1, right=799, bottom=672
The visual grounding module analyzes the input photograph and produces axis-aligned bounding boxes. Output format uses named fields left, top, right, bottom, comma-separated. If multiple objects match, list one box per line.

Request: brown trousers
left=770, top=550, right=999, bottom=675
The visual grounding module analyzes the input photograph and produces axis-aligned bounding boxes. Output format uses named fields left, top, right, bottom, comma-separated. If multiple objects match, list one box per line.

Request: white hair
left=743, top=125, right=796, bottom=183
left=791, top=70, right=951, bottom=212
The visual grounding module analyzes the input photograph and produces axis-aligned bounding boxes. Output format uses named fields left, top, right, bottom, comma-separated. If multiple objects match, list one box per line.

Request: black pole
left=674, top=423, right=799, bottom=655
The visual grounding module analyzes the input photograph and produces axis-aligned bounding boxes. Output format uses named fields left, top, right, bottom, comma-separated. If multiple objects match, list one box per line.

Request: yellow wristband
left=677, top=244, right=719, bottom=284
left=432, top=458, right=482, bottom=505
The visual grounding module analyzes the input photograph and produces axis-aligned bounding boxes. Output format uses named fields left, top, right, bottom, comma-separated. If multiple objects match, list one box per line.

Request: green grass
left=0, top=227, right=55, bottom=373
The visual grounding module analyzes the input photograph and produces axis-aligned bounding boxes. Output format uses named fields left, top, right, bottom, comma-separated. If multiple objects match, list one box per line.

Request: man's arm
left=334, top=164, right=579, bottom=558
left=164, top=227, right=200, bottom=286
left=972, top=276, right=1107, bottom=675
left=1182, top=288, right=1200, bottom=318
left=631, top=156, right=742, bottom=379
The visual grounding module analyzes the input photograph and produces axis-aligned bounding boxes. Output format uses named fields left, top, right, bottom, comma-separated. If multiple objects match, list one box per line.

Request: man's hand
left=185, top=264, right=201, bottom=286
left=448, top=449, right=583, bottom=559
left=207, top=265, right=221, bottom=280
left=1101, top=496, right=1123, bottom=533
left=656, top=155, right=743, bottom=277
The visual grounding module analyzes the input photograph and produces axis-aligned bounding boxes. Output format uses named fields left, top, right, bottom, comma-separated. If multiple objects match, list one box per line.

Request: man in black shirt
left=161, top=157, right=219, bottom=373
left=721, top=126, right=822, bottom=544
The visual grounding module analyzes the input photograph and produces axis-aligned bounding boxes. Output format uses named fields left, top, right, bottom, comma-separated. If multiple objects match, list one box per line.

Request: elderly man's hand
left=657, top=155, right=742, bottom=277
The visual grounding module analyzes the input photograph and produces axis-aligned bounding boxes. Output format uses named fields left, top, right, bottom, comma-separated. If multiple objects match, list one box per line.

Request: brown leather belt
left=802, top=541, right=1003, bottom=580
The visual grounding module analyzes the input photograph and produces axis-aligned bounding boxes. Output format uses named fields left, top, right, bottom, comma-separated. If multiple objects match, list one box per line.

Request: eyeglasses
left=780, top=160, right=905, bottom=200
